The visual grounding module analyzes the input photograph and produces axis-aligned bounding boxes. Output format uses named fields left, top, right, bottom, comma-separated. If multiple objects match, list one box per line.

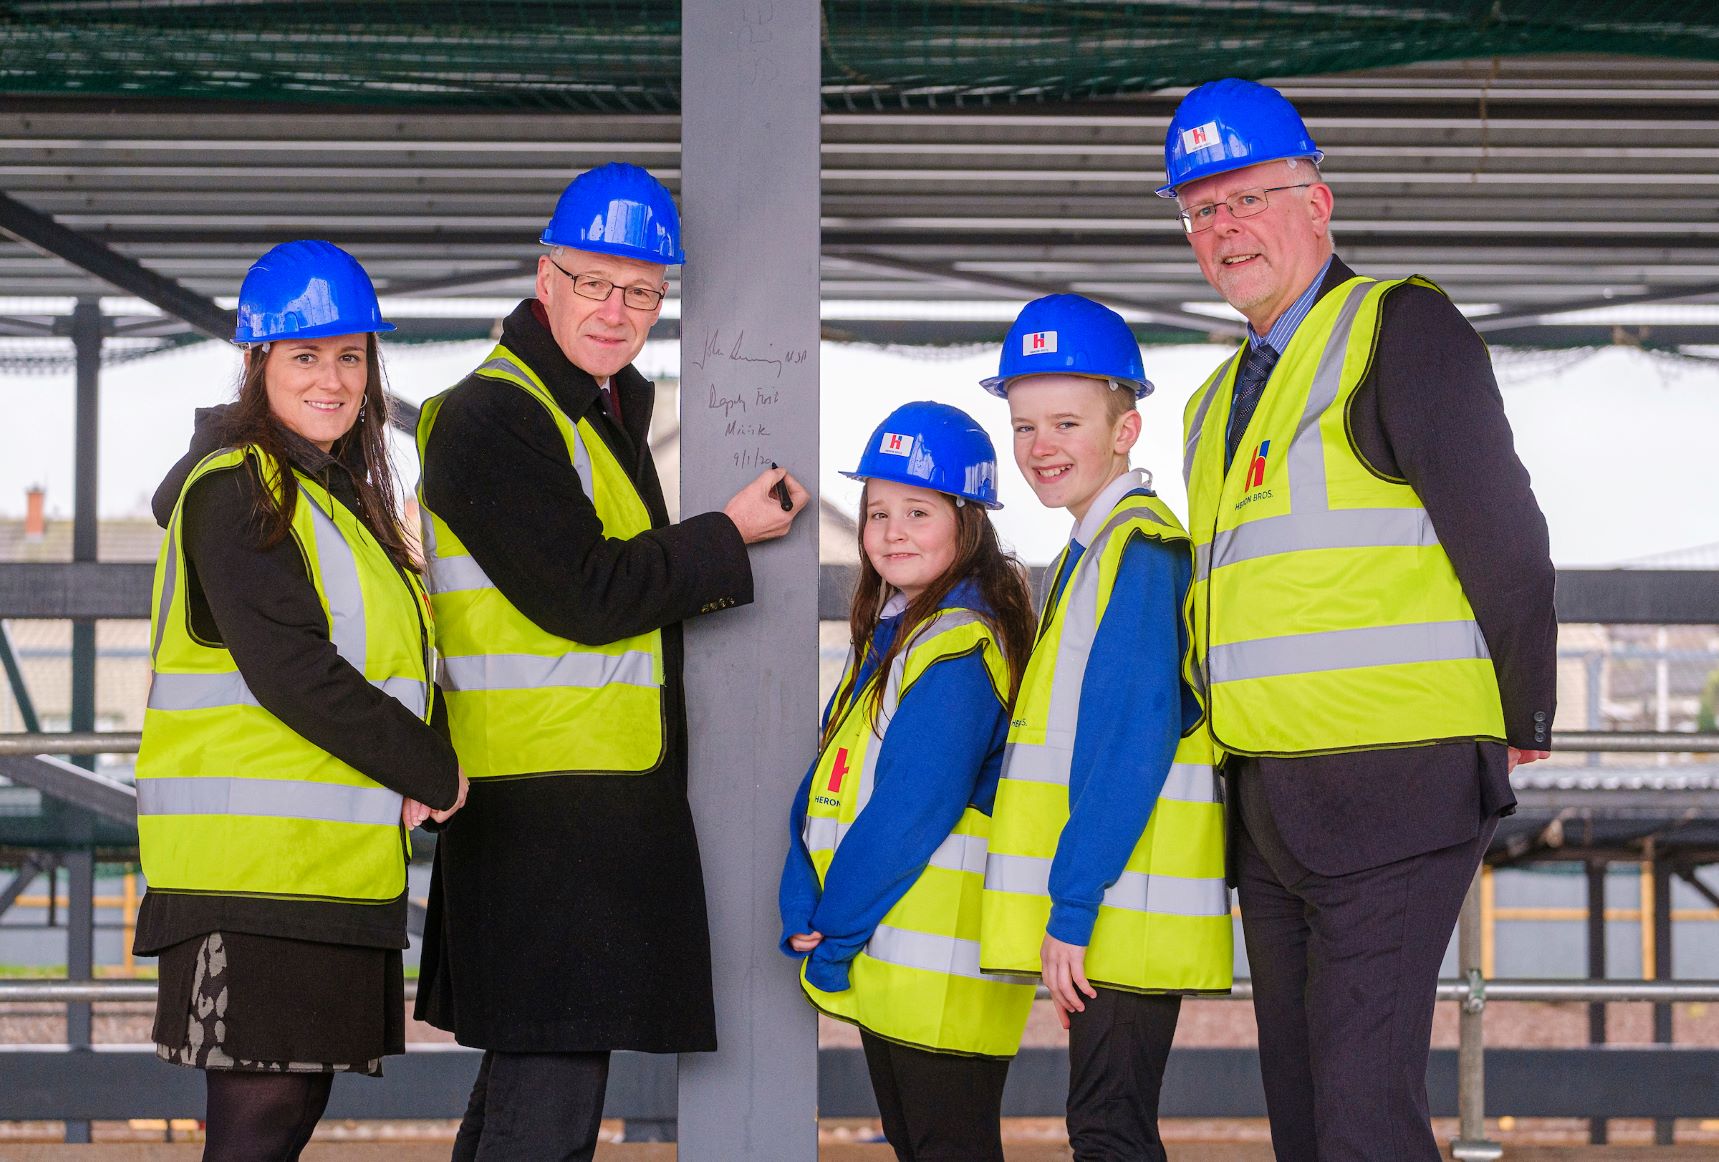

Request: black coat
left=413, top=300, right=753, bottom=1053
left=134, top=410, right=459, bottom=954
left=1230, top=257, right=1559, bottom=877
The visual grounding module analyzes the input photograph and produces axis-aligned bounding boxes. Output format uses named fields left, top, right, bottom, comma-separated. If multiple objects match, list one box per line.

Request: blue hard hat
left=1156, top=78, right=1323, bottom=199
left=981, top=294, right=1153, bottom=399
left=843, top=402, right=1003, bottom=510
left=540, top=162, right=686, bottom=265
left=233, top=240, right=394, bottom=345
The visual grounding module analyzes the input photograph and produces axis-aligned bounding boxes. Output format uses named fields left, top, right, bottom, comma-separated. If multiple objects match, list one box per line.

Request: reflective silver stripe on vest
left=864, top=924, right=986, bottom=980
left=983, top=852, right=1230, bottom=918
left=440, top=649, right=656, bottom=692
left=1208, top=620, right=1491, bottom=684
left=803, top=814, right=845, bottom=854
left=148, top=672, right=427, bottom=717
left=477, top=356, right=596, bottom=505
left=1002, top=503, right=1160, bottom=791
left=1183, top=354, right=1236, bottom=489
left=1195, top=507, right=1439, bottom=578
left=150, top=505, right=181, bottom=667
left=136, top=776, right=402, bottom=827
left=420, top=513, right=495, bottom=595
left=1000, top=744, right=1216, bottom=804
left=927, top=829, right=989, bottom=875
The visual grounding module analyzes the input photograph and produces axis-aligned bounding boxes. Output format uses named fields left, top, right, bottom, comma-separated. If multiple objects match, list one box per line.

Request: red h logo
left=1031, top=333, right=1046, bottom=349
left=1190, top=126, right=1208, bottom=146
left=886, top=435, right=902, bottom=450
left=1245, top=439, right=1271, bottom=490
left=828, top=748, right=851, bottom=793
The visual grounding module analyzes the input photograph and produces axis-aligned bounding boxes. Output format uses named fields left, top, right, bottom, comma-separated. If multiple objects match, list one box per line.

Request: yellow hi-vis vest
left=980, top=490, right=1233, bottom=994
left=415, top=344, right=667, bottom=779
left=136, top=446, right=431, bottom=903
left=800, top=607, right=1035, bottom=1058
left=1182, top=275, right=1508, bottom=758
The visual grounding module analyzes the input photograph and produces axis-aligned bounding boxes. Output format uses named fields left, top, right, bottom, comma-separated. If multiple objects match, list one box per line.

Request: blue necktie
left=1224, top=342, right=1279, bottom=471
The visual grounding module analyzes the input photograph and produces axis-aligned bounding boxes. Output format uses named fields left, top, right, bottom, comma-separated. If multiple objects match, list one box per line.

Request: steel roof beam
left=0, top=190, right=233, bottom=339
left=828, top=253, right=1244, bottom=338
left=1473, top=280, right=1719, bottom=333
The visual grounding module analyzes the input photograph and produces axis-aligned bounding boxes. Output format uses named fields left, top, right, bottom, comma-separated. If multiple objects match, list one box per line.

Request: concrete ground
left=7, top=1146, right=1719, bottom=1160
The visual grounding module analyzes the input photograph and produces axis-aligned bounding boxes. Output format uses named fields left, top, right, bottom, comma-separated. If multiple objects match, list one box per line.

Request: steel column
left=677, top=2, right=821, bottom=1157
left=1653, top=852, right=1675, bottom=1146
left=0, top=620, right=42, bottom=731
left=1586, top=859, right=1609, bottom=1145
left=64, top=296, right=103, bottom=1146
left=1451, top=869, right=1501, bottom=1161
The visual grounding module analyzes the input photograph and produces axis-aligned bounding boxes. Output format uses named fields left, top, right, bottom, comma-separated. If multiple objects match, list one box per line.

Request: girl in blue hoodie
left=779, top=401, right=1038, bottom=1161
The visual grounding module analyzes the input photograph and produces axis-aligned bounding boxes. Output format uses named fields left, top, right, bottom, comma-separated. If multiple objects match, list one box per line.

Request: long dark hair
left=832, top=483, right=1037, bottom=745
left=220, top=334, right=418, bottom=572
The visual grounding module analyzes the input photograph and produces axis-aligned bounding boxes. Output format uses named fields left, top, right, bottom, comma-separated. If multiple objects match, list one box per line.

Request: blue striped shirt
left=1251, top=254, right=1335, bottom=353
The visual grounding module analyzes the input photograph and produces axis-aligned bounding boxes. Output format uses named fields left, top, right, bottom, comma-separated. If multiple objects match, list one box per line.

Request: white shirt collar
left=1071, top=468, right=1150, bottom=550
left=881, top=590, right=910, bottom=618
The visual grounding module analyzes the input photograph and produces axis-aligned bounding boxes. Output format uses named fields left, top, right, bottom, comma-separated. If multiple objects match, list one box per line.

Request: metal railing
left=5, top=727, right=1719, bottom=1149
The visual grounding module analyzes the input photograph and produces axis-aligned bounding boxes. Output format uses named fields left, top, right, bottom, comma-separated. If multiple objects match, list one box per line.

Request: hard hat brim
left=839, top=469, right=1003, bottom=510
left=1155, top=148, right=1326, bottom=199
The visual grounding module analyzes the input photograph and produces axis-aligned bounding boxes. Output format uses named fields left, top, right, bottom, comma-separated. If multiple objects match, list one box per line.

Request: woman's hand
left=402, top=798, right=432, bottom=829
left=788, top=931, right=823, bottom=953
left=1041, top=932, right=1097, bottom=1030
left=431, top=769, right=470, bottom=824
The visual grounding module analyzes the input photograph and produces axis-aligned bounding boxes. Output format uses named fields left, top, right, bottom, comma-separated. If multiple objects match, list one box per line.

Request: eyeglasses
left=1177, top=183, right=1314, bottom=235
left=547, top=258, right=667, bottom=310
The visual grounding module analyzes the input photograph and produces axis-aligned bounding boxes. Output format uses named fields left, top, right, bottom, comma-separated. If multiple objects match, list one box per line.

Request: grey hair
left=1284, top=156, right=1323, bottom=181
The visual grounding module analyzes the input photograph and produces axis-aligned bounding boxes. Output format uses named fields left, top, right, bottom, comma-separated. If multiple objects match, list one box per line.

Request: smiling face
left=1179, top=158, right=1334, bottom=334
left=861, top=478, right=961, bottom=602
left=535, top=246, right=667, bottom=380
left=261, top=334, right=369, bottom=451
left=1007, top=374, right=1141, bottom=520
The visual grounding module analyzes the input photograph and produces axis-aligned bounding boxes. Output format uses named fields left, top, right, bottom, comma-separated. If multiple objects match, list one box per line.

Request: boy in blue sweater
left=980, top=295, right=1231, bottom=1161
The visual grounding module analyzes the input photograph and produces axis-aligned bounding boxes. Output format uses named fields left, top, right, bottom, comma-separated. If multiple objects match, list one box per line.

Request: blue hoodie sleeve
left=803, top=648, right=1009, bottom=992
left=1046, top=534, right=1196, bottom=946
left=777, top=756, right=824, bottom=957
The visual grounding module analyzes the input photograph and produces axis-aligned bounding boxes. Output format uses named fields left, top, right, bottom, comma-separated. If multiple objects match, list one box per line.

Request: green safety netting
left=0, top=1, right=1715, bottom=111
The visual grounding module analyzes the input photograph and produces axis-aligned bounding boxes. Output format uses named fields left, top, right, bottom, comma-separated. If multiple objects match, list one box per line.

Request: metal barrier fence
left=4, top=729, right=1719, bottom=1150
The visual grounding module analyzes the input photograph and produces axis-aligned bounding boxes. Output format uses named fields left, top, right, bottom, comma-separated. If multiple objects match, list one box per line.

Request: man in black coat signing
left=414, top=163, right=808, bottom=1160
left=1162, top=81, right=1557, bottom=1162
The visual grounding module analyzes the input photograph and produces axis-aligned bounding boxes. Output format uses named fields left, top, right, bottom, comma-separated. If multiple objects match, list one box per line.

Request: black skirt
left=151, top=931, right=405, bottom=1075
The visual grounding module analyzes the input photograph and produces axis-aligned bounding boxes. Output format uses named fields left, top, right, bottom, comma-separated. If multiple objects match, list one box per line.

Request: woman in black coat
left=134, top=241, right=466, bottom=1161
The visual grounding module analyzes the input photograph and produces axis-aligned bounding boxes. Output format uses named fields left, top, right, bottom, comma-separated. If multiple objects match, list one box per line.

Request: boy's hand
left=1041, top=933, right=1098, bottom=1030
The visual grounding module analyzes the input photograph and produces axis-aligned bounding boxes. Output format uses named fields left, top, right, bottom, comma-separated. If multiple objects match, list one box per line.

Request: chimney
left=24, top=486, right=45, bottom=540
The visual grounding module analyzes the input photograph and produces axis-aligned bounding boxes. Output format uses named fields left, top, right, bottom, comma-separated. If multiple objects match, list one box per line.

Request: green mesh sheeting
left=1, top=1, right=1717, bottom=111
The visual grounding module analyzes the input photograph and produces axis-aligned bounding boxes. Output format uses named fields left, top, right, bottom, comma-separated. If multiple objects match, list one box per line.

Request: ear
left=1113, top=406, right=1143, bottom=456
left=1306, top=182, right=1335, bottom=238
left=534, top=255, right=556, bottom=303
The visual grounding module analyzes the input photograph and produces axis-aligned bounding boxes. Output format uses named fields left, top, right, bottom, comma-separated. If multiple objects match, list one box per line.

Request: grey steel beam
left=0, top=855, right=42, bottom=920
left=62, top=848, right=94, bottom=1143
left=1472, top=278, right=1719, bottom=333
left=678, top=0, right=821, bottom=1157
left=0, top=621, right=42, bottom=733
left=1653, top=851, right=1676, bottom=1145
left=5, top=1045, right=1719, bottom=1121
left=382, top=261, right=537, bottom=296
left=0, top=754, right=138, bottom=827
left=0, top=562, right=154, bottom=619
left=1587, top=859, right=1609, bottom=1144
left=0, top=190, right=233, bottom=339
left=829, top=252, right=1245, bottom=337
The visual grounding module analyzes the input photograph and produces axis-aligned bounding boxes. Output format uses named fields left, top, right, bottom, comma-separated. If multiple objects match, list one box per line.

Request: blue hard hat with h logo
left=843, top=401, right=1003, bottom=510
left=1157, top=78, right=1323, bottom=199
left=981, top=294, right=1153, bottom=399
left=233, top=240, right=394, bottom=345
left=541, top=162, right=686, bottom=265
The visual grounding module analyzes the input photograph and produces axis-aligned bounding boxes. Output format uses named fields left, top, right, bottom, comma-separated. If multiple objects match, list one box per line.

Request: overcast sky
left=3, top=335, right=1715, bottom=568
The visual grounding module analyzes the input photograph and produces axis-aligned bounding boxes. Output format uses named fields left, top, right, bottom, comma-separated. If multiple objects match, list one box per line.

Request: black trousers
left=1065, top=987, right=1183, bottom=1162
left=1235, top=768, right=1495, bottom=1162
left=451, top=1049, right=610, bottom=1162
left=859, top=1029, right=1011, bottom=1162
